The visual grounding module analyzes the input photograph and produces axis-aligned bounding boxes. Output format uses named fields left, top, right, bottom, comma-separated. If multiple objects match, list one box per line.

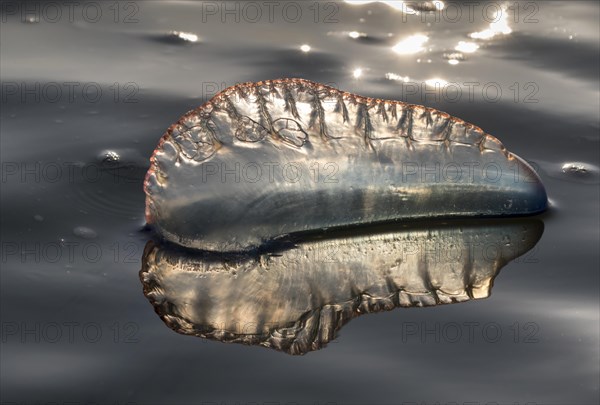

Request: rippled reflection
left=140, top=219, right=543, bottom=355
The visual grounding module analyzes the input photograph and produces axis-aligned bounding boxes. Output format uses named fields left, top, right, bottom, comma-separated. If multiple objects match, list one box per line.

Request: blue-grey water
left=1, top=1, right=599, bottom=404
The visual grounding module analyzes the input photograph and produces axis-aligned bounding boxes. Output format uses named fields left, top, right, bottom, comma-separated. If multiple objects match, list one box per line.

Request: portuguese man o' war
left=144, top=79, right=547, bottom=251
left=140, top=219, right=544, bottom=355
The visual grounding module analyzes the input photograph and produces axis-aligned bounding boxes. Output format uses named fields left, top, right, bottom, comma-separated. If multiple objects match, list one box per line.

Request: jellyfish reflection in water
left=140, top=219, right=543, bottom=355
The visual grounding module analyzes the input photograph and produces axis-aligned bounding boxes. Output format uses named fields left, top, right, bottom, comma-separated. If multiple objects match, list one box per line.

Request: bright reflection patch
left=392, top=34, right=428, bottom=55
left=385, top=72, right=410, bottom=82
left=470, top=7, right=512, bottom=40
left=455, top=41, right=479, bottom=53
left=348, top=31, right=367, bottom=39
left=425, top=77, right=448, bottom=87
left=169, top=31, right=198, bottom=43
left=344, top=0, right=444, bottom=14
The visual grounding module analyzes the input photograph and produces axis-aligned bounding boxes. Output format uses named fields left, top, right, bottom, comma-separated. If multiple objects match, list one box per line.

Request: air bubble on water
left=560, top=162, right=600, bottom=184
left=73, top=226, right=97, bottom=239
left=562, top=162, right=590, bottom=175
left=99, top=150, right=121, bottom=164
left=536, top=160, right=598, bottom=185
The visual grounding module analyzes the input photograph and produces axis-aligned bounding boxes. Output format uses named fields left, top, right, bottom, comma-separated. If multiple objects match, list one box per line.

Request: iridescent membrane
left=144, top=79, right=547, bottom=251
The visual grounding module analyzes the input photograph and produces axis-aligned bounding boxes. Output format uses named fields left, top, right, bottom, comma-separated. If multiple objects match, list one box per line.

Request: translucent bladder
left=145, top=79, right=547, bottom=251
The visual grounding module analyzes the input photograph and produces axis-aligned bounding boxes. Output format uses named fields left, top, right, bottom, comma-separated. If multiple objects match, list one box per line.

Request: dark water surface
left=1, top=1, right=599, bottom=404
